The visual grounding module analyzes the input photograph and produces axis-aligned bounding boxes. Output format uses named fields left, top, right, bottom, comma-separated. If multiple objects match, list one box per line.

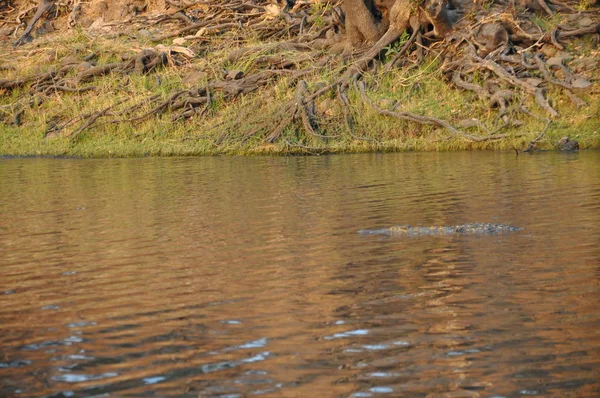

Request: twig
left=356, top=80, right=512, bottom=142
left=67, top=99, right=129, bottom=139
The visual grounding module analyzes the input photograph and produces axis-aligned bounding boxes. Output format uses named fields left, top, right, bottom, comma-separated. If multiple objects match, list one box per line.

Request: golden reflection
left=0, top=152, right=599, bottom=397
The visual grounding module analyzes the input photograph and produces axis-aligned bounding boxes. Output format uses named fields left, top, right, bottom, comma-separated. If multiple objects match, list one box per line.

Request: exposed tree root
left=1, top=0, right=599, bottom=148
left=13, top=0, right=53, bottom=46
left=356, top=80, right=514, bottom=142
left=1, top=47, right=185, bottom=97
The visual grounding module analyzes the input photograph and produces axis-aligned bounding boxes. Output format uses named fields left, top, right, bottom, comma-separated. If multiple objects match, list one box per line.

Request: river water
left=1, top=152, right=599, bottom=397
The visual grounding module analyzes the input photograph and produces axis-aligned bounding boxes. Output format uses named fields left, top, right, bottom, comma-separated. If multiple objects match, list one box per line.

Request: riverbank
left=1, top=1, right=599, bottom=157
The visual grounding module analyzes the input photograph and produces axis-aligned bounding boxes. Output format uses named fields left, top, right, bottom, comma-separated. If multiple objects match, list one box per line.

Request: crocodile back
left=359, top=223, right=522, bottom=237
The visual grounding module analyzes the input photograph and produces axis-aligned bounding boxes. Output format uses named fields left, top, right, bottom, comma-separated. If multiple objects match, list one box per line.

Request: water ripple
left=1, top=153, right=599, bottom=397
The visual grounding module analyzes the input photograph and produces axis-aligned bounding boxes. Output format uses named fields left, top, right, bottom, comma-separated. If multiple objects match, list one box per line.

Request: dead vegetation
left=0, top=0, right=599, bottom=154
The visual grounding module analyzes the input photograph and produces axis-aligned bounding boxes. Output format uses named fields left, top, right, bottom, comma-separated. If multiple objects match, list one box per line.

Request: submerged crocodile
left=358, top=223, right=522, bottom=237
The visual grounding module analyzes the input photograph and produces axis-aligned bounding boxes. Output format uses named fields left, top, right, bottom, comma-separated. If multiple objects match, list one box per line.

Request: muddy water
left=1, top=152, right=599, bottom=397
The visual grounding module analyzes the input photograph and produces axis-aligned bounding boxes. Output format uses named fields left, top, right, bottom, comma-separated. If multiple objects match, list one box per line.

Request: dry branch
left=356, top=80, right=512, bottom=143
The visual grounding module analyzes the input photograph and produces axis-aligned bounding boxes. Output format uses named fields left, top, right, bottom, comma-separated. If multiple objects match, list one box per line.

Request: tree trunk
left=342, top=0, right=389, bottom=46
left=341, top=0, right=457, bottom=49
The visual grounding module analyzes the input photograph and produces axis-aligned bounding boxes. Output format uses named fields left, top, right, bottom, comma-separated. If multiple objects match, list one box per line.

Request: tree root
left=13, top=0, right=52, bottom=47
left=2, top=0, right=598, bottom=148
left=356, top=80, right=513, bottom=142
left=517, top=110, right=552, bottom=154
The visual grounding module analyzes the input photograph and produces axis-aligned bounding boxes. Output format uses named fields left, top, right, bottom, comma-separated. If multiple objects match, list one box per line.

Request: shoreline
left=1, top=146, right=598, bottom=160
left=1, top=1, right=599, bottom=157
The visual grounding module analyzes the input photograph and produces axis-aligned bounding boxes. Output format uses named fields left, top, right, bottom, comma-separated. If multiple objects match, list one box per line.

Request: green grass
left=1, top=30, right=599, bottom=157
left=531, top=13, right=563, bottom=32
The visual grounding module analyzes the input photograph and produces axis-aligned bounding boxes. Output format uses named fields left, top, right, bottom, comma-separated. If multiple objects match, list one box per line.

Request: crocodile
left=358, top=223, right=522, bottom=237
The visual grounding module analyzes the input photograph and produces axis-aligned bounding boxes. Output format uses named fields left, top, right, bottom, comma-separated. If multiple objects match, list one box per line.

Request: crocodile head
left=388, top=225, right=412, bottom=232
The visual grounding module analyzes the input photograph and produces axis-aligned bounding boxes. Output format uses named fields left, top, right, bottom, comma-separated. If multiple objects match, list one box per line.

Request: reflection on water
left=1, top=152, right=599, bottom=397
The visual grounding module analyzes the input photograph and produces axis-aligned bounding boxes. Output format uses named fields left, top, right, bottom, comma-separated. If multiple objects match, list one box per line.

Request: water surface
left=1, top=152, right=599, bottom=397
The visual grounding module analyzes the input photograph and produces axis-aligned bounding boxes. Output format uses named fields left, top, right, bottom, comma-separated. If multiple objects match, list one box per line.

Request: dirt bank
left=1, top=0, right=599, bottom=156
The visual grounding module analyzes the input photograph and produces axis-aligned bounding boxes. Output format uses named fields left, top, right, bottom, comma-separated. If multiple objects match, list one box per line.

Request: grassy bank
left=1, top=2, right=599, bottom=157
